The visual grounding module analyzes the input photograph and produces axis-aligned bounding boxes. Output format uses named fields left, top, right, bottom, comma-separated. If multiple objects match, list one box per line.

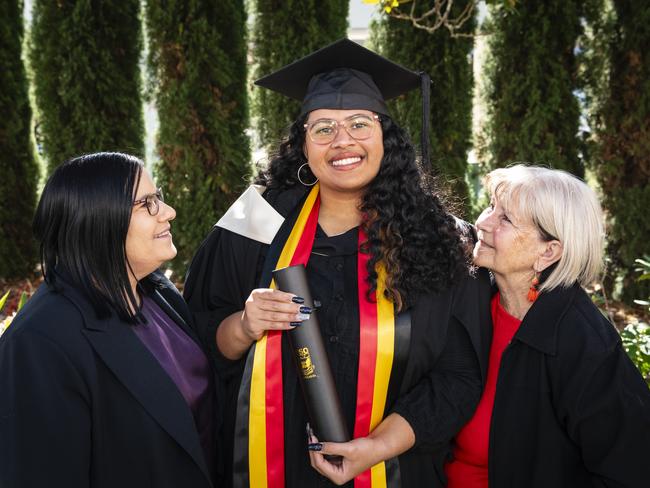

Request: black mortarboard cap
left=255, top=38, right=420, bottom=116
left=255, top=38, right=432, bottom=165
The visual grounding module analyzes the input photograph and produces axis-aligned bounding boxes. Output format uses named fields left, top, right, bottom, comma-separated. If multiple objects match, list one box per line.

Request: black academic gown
left=184, top=187, right=492, bottom=488
left=0, top=270, right=219, bottom=488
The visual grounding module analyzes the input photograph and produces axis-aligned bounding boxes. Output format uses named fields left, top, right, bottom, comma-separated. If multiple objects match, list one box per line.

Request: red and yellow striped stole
left=353, top=226, right=395, bottom=488
left=243, top=183, right=398, bottom=488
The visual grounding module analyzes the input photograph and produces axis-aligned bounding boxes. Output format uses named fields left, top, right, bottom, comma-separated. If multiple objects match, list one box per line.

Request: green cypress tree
left=484, top=1, right=583, bottom=176
left=145, top=0, right=250, bottom=275
left=590, top=0, right=650, bottom=301
left=30, top=0, right=144, bottom=171
left=372, top=2, right=475, bottom=216
left=252, top=0, right=349, bottom=149
left=0, top=0, right=38, bottom=278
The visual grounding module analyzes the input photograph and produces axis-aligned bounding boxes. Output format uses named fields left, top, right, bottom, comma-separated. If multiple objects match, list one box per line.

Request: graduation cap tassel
left=419, top=71, right=431, bottom=169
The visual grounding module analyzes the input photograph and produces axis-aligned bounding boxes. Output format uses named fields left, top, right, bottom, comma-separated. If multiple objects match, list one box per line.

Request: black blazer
left=488, top=283, right=650, bottom=487
left=0, top=271, right=218, bottom=488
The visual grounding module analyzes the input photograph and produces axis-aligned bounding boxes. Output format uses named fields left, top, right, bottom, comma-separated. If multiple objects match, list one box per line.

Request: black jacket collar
left=142, top=270, right=200, bottom=344
left=514, top=282, right=581, bottom=356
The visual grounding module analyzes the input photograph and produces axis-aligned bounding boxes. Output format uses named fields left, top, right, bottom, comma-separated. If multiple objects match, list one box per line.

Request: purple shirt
left=134, top=296, right=215, bottom=481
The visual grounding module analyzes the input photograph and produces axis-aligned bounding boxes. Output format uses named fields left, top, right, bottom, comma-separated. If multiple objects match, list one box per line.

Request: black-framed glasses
left=133, top=188, right=164, bottom=216
left=304, top=114, right=380, bottom=145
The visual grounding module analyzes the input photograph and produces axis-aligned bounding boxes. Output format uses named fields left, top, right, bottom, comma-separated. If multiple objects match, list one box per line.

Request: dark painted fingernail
left=292, top=296, right=305, bottom=304
left=307, top=443, right=322, bottom=451
left=290, top=321, right=302, bottom=327
left=299, top=306, right=312, bottom=314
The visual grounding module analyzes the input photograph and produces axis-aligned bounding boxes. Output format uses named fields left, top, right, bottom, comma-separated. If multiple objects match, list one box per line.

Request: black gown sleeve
left=390, top=311, right=482, bottom=453
left=183, top=225, right=265, bottom=381
left=389, top=269, right=490, bottom=454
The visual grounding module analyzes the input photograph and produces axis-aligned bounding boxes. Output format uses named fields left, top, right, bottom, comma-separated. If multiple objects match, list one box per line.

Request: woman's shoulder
left=456, top=266, right=492, bottom=294
left=194, top=184, right=306, bottom=251
left=187, top=186, right=308, bottom=270
left=185, top=222, right=267, bottom=288
left=261, top=185, right=307, bottom=216
left=408, top=268, right=492, bottom=336
left=555, top=285, right=621, bottom=355
left=410, top=266, right=490, bottom=307
left=1, top=282, right=86, bottom=350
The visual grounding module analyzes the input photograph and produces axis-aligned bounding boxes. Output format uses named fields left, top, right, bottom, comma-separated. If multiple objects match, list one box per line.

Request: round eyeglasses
left=304, top=114, right=380, bottom=145
left=132, top=188, right=164, bottom=216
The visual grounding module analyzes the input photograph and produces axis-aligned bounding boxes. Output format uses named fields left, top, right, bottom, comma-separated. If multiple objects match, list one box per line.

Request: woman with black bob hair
left=0, top=152, right=218, bottom=488
left=184, top=39, right=491, bottom=487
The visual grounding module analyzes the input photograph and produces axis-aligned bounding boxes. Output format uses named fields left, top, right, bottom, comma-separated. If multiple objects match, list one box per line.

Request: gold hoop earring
left=297, top=162, right=318, bottom=187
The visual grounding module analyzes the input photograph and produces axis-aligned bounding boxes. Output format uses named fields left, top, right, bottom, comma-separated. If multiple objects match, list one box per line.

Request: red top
left=446, top=293, right=521, bottom=488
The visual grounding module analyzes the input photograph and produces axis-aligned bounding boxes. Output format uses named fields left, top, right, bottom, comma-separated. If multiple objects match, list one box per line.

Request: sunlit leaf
left=17, top=291, right=28, bottom=311
left=0, top=291, right=9, bottom=312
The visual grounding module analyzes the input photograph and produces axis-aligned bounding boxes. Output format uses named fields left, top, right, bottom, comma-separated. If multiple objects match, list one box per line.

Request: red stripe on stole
left=264, top=195, right=320, bottom=488
left=265, top=329, right=284, bottom=488
left=354, top=227, right=378, bottom=488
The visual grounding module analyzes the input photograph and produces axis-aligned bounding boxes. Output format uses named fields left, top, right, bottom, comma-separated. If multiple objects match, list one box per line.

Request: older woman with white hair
left=443, top=164, right=650, bottom=487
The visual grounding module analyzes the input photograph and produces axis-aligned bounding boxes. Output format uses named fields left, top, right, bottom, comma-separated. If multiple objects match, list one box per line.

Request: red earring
left=527, top=274, right=540, bottom=302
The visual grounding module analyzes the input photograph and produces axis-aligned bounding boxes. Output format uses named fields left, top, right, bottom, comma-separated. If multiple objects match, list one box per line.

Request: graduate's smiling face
left=303, top=108, right=384, bottom=198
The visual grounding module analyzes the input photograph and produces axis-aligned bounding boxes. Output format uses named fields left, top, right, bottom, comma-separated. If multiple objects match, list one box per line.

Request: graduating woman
left=0, top=153, right=218, bottom=488
left=184, top=39, right=491, bottom=488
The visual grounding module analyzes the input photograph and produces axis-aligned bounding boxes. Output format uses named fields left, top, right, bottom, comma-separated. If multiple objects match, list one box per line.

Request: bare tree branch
left=368, top=0, right=481, bottom=38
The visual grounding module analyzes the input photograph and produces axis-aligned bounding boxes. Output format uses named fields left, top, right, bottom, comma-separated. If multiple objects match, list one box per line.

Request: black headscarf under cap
left=254, top=38, right=433, bottom=165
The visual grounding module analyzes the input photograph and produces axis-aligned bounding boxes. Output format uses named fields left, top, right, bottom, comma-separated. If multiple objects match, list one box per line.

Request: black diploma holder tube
left=272, top=264, right=350, bottom=462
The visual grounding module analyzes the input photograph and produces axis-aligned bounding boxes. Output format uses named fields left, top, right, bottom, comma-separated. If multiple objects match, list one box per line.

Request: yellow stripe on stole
left=248, top=183, right=320, bottom=486
left=249, top=334, right=268, bottom=488
left=370, top=265, right=394, bottom=487
left=276, top=183, right=320, bottom=271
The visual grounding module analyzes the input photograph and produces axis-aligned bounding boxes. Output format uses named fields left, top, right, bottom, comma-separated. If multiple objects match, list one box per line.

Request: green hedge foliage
left=0, top=0, right=38, bottom=279
left=371, top=1, right=475, bottom=217
left=484, top=1, right=583, bottom=177
left=30, top=0, right=144, bottom=171
left=145, top=0, right=250, bottom=275
left=590, top=0, right=650, bottom=302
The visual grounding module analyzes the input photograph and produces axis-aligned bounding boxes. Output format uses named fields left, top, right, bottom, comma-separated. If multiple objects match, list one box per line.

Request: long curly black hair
left=256, top=114, right=468, bottom=309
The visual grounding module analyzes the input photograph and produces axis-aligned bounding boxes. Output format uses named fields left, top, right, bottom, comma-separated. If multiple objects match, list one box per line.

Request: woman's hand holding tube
left=216, top=289, right=310, bottom=360
left=308, top=414, right=415, bottom=485
left=241, top=289, right=309, bottom=340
